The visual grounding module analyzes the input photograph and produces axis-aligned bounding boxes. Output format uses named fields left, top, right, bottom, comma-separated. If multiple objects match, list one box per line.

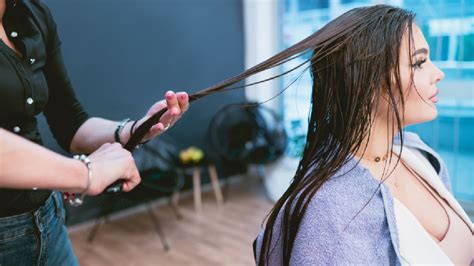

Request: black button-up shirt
left=0, top=0, right=90, bottom=217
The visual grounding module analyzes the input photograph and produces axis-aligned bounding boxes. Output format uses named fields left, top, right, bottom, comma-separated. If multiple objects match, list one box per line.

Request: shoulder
left=19, top=0, right=60, bottom=51
left=256, top=161, right=395, bottom=264
left=291, top=165, right=392, bottom=263
left=396, top=131, right=452, bottom=191
left=20, top=0, right=56, bottom=33
left=21, top=0, right=54, bottom=19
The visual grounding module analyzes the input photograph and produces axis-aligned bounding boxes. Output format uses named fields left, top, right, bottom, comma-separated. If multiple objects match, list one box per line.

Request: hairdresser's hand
left=134, top=91, right=189, bottom=142
left=86, top=143, right=141, bottom=195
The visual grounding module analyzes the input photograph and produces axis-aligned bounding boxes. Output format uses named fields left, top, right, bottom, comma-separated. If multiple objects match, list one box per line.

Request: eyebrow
left=412, top=48, right=428, bottom=57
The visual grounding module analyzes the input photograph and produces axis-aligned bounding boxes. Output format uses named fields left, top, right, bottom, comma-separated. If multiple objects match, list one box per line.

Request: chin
left=425, top=107, right=439, bottom=122
left=405, top=108, right=438, bottom=126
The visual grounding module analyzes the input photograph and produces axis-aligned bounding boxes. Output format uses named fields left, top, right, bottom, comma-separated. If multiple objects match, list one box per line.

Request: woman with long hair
left=249, top=5, right=473, bottom=265
left=106, top=4, right=472, bottom=264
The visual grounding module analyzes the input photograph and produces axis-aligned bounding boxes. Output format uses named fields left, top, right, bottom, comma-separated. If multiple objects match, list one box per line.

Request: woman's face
left=397, top=24, right=445, bottom=126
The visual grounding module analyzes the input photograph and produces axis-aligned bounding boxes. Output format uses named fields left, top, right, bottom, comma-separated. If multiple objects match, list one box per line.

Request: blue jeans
left=0, top=191, right=78, bottom=266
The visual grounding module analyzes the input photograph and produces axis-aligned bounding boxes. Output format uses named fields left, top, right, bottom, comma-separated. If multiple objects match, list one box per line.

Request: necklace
left=360, top=152, right=389, bottom=163
left=357, top=152, right=397, bottom=186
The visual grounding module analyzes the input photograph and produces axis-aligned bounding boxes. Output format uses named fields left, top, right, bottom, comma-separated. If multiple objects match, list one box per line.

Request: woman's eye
left=412, top=58, right=427, bottom=69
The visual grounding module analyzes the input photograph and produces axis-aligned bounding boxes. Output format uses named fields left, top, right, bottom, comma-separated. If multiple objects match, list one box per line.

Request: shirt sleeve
left=40, top=3, right=90, bottom=152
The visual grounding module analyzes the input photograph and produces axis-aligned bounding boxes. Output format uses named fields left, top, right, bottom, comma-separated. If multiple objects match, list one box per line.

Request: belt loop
left=33, top=210, right=44, bottom=233
left=52, top=191, right=63, bottom=218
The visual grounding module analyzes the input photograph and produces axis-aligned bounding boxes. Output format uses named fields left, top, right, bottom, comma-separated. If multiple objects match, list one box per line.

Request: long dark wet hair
left=127, top=5, right=416, bottom=264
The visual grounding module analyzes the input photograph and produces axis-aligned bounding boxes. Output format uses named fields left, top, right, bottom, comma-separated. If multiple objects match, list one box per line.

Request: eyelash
left=412, top=58, right=427, bottom=69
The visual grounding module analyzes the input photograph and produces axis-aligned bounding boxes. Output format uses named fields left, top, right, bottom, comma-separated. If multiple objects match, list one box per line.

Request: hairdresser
left=0, top=0, right=189, bottom=264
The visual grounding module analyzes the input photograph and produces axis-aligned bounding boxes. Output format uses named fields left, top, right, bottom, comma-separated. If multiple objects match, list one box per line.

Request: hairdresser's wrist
left=121, top=117, right=149, bottom=146
left=63, top=157, right=90, bottom=193
left=119, top=120, right=134, bottom=146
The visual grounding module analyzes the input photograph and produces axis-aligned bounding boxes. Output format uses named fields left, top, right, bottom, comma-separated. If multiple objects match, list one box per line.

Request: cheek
left=398, top=66, right=414, bottom=95
left=408, top=74, right=431, bottom=100
left=402, top=75, right=437, bottom=125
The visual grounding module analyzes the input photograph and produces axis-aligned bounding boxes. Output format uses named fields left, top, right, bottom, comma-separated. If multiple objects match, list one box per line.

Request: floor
left=68, top=170, right=473, bottom=265
left=69, top=178, right=273, bottom=266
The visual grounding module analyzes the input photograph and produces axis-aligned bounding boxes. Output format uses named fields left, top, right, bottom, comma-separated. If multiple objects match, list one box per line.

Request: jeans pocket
left=0, top=230, right=38, bottom=265
left=0, top=228, right=34, bottom=243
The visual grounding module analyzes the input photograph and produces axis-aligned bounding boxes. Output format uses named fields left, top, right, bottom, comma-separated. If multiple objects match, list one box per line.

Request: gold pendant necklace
left=361, top=153, right=389, bottom=163
left=374, top=156, right=386, bottom=163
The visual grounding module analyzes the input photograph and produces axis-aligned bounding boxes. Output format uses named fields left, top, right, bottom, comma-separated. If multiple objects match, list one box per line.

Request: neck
left=358, top=116, right=398, bottom=159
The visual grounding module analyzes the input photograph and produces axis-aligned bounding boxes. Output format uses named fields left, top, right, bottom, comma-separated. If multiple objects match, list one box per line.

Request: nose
left=433, top=64, right=445, bottom=83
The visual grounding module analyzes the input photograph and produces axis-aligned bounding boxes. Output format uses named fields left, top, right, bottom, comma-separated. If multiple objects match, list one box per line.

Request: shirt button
left=26, top=97, right=34, bottom=104
left=13, top=126, right=20, bottom=133
left=29, top=58, right=36, bottom=65
left=10, top=31, right=18, bottom=38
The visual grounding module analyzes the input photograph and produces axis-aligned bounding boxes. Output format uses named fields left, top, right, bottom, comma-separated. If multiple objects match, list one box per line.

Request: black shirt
left=0, top=0, right=90, bottom=217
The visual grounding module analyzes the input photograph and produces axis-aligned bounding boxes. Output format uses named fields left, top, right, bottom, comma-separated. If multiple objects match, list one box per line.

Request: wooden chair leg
left=170, top=191, right=182, bottom=219
left=208, top=165, right=224, bottom=205
left=192, top=167, right=202, bottom=212
left=171, top=190, right=180, bottom=207
left=147, top=205, right=170, bottom=251
left=87, top=216, right=105, bottom=243
left=87, top=195, right=115, bottom=242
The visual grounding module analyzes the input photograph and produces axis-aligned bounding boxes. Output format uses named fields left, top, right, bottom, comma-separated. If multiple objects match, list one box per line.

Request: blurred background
left=38, top=0, right=472, bottom=265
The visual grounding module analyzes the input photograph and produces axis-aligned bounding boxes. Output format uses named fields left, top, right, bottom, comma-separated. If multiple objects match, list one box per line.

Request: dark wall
left=39, top=0, right=246, bottom=225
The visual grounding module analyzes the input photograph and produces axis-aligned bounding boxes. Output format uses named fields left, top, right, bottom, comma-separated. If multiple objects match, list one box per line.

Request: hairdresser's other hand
left=86, top=143, right=141, bottom=195
left=135, top=91, right=189, bottom=142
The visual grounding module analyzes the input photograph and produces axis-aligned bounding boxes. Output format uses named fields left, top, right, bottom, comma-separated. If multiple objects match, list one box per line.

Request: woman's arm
left=0, top=128, right=141, bottom=195
left=0, top=128, right=87, bottom=192
left=69, top=91, right=189, bottom=154
left=37, top=3, right=189, bottom=155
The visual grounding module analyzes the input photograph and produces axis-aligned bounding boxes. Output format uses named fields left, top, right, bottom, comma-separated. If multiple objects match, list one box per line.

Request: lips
left=428, top=88, right=439, bottom=103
